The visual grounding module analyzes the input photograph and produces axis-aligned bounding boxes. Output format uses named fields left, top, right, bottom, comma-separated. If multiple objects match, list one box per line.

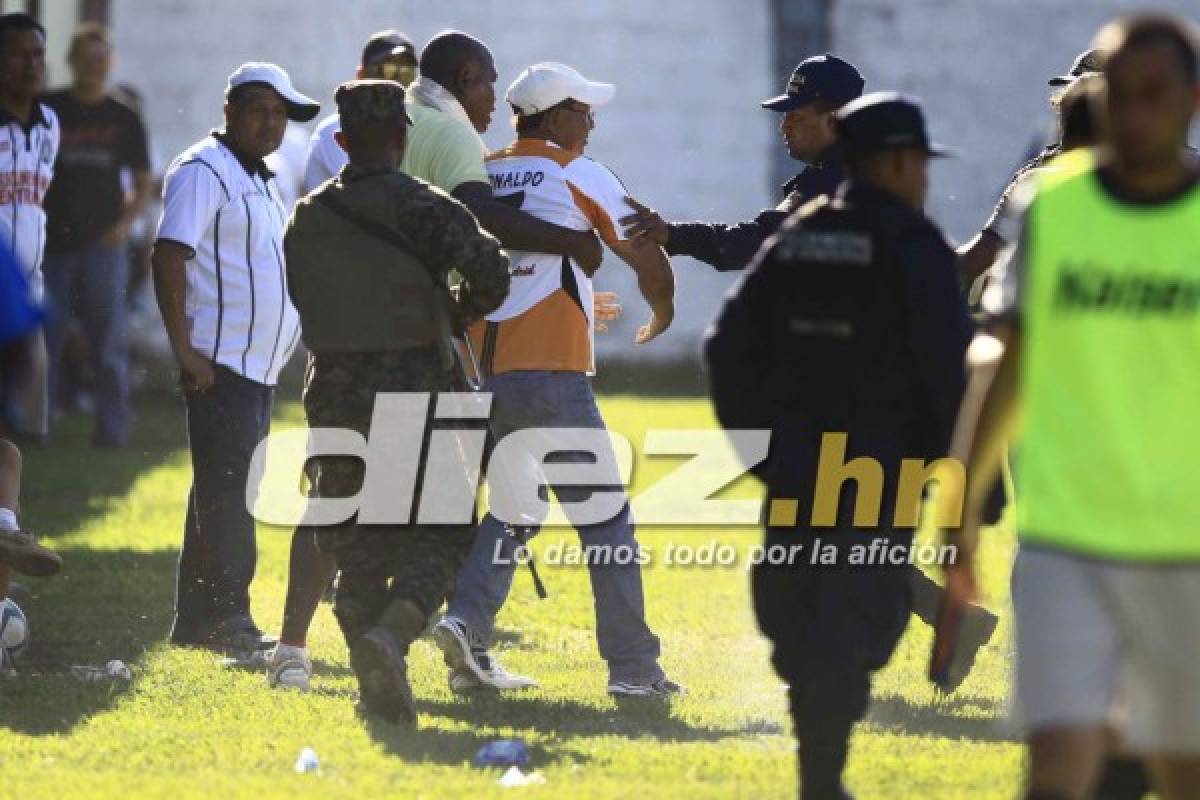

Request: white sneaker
left=267, top=644, right=312, bottom=692
left=432, top=616, right=538, bottom=691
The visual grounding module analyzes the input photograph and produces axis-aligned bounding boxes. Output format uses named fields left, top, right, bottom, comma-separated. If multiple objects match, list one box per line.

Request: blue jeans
left=447, top=370, right=664, bottom=684
left=172, top=365, right=274, bottom=639
left=42, top=241, right=130, bottom=444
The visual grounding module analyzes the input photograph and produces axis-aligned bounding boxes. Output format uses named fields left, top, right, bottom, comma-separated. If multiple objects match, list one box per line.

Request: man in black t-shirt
left=42, top=23, right=151, bottom=447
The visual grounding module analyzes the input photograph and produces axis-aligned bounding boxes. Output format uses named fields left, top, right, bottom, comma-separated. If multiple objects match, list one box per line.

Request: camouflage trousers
left=303, top=345, right=475, bottom=642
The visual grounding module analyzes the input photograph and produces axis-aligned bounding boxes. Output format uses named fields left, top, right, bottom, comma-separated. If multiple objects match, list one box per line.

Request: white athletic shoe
left=432, top=616, right=538, bottom=691
left=267, top=644, right=312, bottom=692
left=607, top=677, right=685, bottom=698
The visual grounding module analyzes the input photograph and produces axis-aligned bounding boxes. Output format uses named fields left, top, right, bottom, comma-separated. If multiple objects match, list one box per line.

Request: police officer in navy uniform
left=705, top=93, right=969, bottom=799
left=621, top=54, right=864, bottom=271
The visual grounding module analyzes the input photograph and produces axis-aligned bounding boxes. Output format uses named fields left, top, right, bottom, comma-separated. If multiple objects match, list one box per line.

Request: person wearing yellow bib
left=949, top=14, right=1200, bottom=800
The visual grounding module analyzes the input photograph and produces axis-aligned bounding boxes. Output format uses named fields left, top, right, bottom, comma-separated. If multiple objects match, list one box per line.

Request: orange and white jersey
left=470, top=138, right=628, bottom=376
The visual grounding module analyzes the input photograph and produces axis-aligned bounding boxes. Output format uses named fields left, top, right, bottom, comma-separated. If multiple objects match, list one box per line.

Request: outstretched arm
left=621, top=196, right=786, bottom=272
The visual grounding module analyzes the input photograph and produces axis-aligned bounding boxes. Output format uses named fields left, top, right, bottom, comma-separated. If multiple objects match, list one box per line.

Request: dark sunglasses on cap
left=371, top=59, right=417, bottom=86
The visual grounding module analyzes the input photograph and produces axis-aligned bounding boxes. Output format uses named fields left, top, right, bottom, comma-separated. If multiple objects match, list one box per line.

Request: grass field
left=0, top=395, right=1022, bottom=799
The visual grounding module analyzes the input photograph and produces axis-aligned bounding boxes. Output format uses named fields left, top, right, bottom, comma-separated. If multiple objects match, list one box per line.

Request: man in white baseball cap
left=505, top=62, right=615, bottom=122
left=151, top=61, right=316, bottom=657
left=225, top=62, right=319, bottom=124
left=433, top=62, right=681, bottom=699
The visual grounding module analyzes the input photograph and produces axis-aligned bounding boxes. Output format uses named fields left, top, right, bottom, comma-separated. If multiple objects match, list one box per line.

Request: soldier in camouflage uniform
left=283, top=79, right=509, bottom=724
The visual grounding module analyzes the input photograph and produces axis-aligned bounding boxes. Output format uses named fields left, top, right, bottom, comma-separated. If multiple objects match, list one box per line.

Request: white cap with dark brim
left=226, top=62, right=320, bottom=123
left=507, top=62, right=615, bottom=116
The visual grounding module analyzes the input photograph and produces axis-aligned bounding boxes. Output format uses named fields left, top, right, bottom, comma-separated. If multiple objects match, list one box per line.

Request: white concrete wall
left=37, top=0, right=77, bottom=88
left=833, top=0, right=1200, bottom=241
left=105, top=0, right=1200, bottom=368
left=107, top=0, right=774, bottom=365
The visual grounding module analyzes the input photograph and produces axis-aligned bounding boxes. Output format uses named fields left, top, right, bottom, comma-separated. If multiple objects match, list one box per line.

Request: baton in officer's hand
left=454, top=334, right=483, bottom=391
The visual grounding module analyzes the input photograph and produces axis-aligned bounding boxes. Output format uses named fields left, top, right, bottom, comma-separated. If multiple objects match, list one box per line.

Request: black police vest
left=760, top=193, right=937, bottom=462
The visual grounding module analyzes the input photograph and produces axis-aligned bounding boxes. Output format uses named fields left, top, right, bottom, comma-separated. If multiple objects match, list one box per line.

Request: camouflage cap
left=334, top=79, right=413, bottom=129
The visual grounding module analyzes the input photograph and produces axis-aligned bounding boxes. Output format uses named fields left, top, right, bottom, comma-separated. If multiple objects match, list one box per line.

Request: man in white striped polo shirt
left=151, top=63, right=318, bottom=656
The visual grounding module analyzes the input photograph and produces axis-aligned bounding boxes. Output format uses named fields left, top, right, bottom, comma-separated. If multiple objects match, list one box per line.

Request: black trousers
left=753, top=530, right=911, bottom=800
left=172, top=365, right=274, bottom=638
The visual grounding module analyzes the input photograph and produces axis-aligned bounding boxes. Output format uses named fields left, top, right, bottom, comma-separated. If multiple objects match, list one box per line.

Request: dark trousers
left=43, top=241, right=131, bottom=444
left=753, top=530, right=911, bottom=800
left=172, top=365, right=274, bottom=638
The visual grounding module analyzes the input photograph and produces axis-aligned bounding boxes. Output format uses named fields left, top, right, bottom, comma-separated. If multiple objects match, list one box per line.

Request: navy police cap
left=835, top=92, right=954, bottom=157
left=762, top=53, right=865, bottom=112
left=1048, top=48, right=1102, bottom=86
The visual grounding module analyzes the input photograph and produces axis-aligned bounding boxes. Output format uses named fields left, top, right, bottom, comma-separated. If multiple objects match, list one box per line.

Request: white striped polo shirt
left=0, top=101, right=59, bottom=300
left=156, top=132, right=300, bottom=386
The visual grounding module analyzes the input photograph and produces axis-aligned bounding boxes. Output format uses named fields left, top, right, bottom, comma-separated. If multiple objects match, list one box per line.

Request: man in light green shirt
left=305, top=30, right=602, bottom=265
left=402, top=92, right=488, bottom=192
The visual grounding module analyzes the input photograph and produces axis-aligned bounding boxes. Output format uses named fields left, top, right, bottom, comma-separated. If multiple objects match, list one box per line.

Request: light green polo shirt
left=402, top=97, right=489, bottom=193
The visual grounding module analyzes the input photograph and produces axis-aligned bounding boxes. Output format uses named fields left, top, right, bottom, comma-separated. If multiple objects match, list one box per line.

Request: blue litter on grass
left=474, top=739, right=530, bottom=768
left=294, top=746, right=320, bottom=774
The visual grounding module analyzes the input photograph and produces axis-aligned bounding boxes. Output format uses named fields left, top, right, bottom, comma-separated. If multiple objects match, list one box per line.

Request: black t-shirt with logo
left=42, top=89, right=150, bottom=253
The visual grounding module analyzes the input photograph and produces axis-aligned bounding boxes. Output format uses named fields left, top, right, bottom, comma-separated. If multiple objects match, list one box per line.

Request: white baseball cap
left=226, top=62, right=320, bottom=122
left=506, top=62, right=615, bottom=116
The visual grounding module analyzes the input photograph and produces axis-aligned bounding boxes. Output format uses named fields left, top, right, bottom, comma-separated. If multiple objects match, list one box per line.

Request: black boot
left=348, top=599, right=427, bottom=725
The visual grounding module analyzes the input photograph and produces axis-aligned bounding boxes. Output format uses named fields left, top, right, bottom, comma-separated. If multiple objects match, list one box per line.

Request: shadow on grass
left=865, top=692, right=1015, bottom=743
left=363, top=715, right=573, bottom=769
left=0, top=546, right=179, bottom=735
left=21, top=401, right=186, bottom=544
left=416, top=691, right=761, bottom=743
left=1, top=399, right=188, bottom=736
left=354, top=671, right=765, bottom=767
left=310, top=658, right=354, bottom=679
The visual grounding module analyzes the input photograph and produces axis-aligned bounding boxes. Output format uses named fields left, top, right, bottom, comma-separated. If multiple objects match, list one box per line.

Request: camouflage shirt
left=338, top=163, right=510, bottom=325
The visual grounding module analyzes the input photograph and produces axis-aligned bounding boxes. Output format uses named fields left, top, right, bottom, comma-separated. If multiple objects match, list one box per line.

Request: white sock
left=0, top=508, right=17, bottom=532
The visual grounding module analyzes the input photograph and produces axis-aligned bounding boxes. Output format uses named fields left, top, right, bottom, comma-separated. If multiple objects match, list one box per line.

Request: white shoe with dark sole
left=432, top=616, right=537, bottom=691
